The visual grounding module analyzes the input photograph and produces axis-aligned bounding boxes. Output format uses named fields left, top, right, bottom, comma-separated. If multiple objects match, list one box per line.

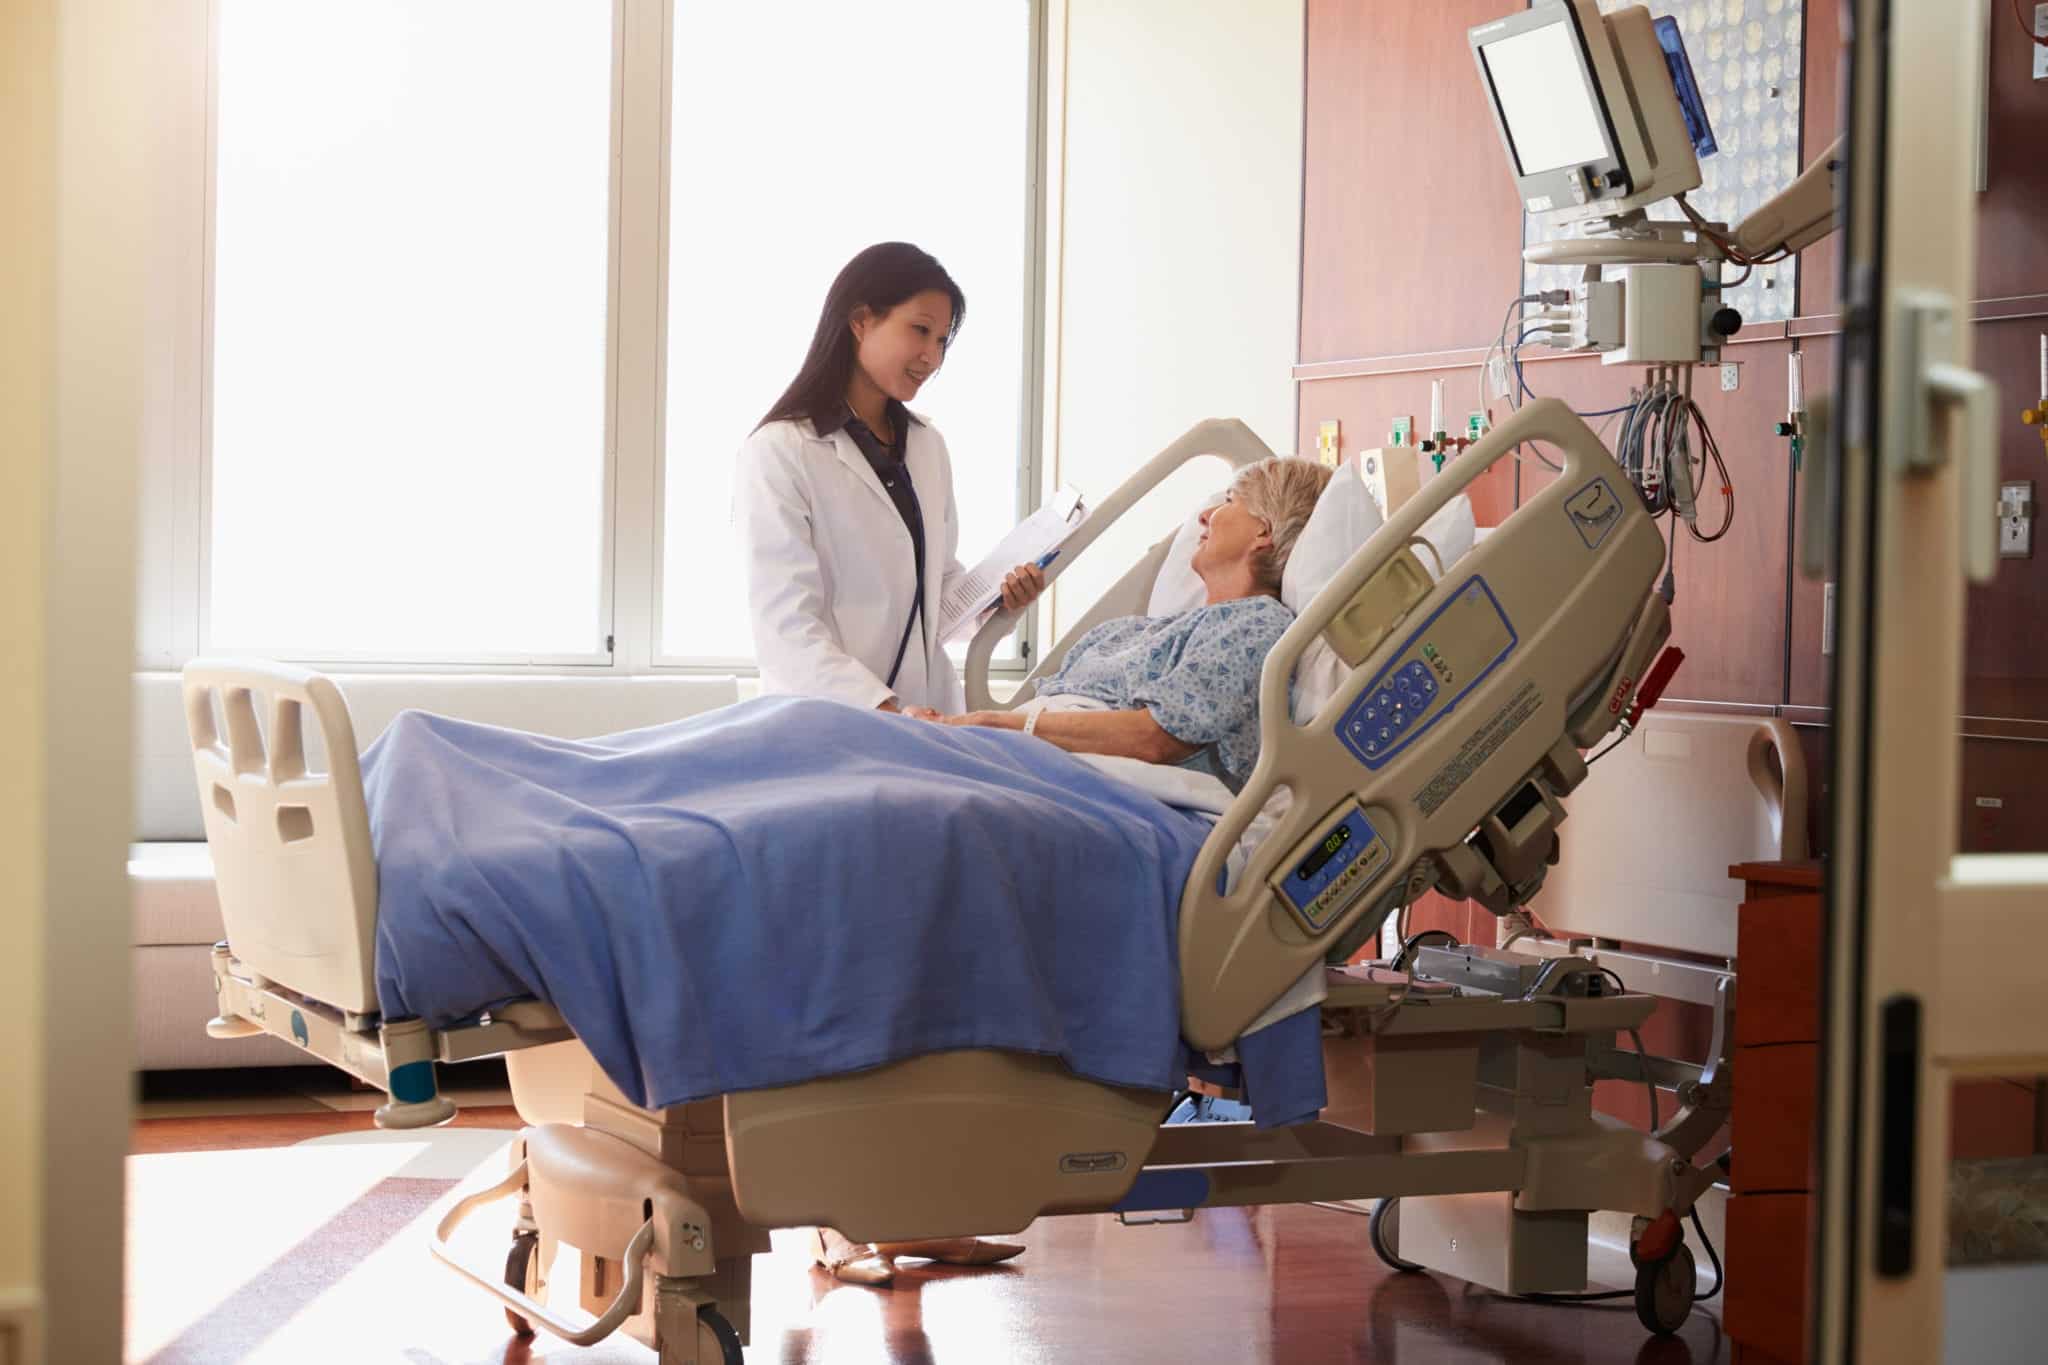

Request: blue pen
left=988, top=550, right=1061, bottom=611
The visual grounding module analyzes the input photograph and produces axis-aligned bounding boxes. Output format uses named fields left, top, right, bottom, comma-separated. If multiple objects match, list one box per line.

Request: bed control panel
left=1336, top=576, right=1518, bottom=772
left=1270, top=802, right=1391, bottom=935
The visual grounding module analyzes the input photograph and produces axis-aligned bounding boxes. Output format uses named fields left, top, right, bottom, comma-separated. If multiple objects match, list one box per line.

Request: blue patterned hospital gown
left=1036, top=595, right=1294, bottom=790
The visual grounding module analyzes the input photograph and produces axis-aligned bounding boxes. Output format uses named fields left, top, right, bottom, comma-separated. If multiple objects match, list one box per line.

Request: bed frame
left=189, top=400, right=1729, bottom=1362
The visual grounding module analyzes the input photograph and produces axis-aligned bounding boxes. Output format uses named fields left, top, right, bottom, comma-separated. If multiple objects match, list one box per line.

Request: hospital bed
left=186, top=397, right=1726, bottom=1362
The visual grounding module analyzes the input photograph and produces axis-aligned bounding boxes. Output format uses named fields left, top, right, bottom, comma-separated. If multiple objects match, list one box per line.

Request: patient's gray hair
left=1233, top=456, right=1334, bottom=595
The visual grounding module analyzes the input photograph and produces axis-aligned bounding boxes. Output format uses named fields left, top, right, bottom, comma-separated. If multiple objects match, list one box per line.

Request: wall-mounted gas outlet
left=1317, top=419, right=1341, bottom=467
left=1721, top=363, right=1739, bottom=392
left=2000, top=480, right=2034, bottom=558
left=2035, top=5, right=2048, bottom=81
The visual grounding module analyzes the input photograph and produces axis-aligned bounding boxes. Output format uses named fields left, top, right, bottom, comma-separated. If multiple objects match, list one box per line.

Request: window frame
left=149, top=0, right=1048, bottom=677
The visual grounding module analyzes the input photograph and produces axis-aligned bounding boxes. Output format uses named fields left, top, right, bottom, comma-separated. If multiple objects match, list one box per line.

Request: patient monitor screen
left=1479, top=21, right=1609, bottom=176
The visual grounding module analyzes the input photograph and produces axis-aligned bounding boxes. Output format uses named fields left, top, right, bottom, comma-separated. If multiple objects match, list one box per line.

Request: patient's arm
left=942, top=708, right=1200, bottom=766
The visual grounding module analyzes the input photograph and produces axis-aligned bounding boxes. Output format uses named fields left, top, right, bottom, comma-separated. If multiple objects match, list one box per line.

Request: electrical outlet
left=1721, top=363, right=1739, bottom=392
left=1317, top=419, right=1341, bottom=468
left=2036, top=5, right=2048, bottom=81
left=2000, top=480, right=2034, bottom=557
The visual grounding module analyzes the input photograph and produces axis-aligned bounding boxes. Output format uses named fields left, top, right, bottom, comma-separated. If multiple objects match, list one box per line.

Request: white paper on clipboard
left=938, top=485, right=1087, bottom=642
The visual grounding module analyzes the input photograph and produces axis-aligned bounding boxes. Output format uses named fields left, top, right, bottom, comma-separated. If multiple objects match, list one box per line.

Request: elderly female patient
left=940, top=455, right=1333, bottom=791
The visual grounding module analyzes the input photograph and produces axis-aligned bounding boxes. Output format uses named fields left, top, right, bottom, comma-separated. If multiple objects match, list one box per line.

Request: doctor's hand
left=999, top=563, right=1048, bottom=613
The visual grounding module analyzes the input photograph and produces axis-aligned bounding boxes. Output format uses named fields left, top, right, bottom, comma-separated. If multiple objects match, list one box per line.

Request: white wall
left=1042, top=0, right=1304, bottom=639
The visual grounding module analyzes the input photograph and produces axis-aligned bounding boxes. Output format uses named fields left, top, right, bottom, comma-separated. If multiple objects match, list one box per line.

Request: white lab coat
left=734, top=414, right=970, bottom=714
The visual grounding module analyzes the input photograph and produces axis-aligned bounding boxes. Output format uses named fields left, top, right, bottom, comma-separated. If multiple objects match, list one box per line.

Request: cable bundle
left=1612, top=366, right=1734, bottom=545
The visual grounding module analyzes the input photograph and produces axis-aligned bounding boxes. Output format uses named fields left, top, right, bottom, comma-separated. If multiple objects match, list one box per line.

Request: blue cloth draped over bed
left=364, top=696, right=1325, bottom=1125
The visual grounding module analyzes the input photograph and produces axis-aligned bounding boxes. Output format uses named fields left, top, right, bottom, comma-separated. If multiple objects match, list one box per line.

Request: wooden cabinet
left=1726, top=860, right=1822, bottom=1365
left=1722, top=861, right=2047, bottom=1363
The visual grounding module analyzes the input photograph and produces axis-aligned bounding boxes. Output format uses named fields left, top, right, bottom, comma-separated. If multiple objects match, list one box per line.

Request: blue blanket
left=364, top=696, right=1324, bottom=1122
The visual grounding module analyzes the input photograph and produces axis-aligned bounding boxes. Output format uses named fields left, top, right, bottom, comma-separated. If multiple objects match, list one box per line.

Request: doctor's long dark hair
left=755, top=242, right=967, bottom=433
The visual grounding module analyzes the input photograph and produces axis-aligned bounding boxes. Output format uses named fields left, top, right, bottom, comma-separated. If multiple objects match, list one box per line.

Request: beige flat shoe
left=872, top=1236, right=1026, bottom=1267
left=810, top=1227, right=895, bottom=1286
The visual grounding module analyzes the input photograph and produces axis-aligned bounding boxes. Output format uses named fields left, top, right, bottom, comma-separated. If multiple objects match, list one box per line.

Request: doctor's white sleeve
left=734, top=441, right=898, bottom=711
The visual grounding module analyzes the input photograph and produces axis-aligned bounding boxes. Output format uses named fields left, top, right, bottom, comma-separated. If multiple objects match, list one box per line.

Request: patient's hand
left=943, top=711, right=1024, bottom=731
left=901, top=705, right=943, bottom=722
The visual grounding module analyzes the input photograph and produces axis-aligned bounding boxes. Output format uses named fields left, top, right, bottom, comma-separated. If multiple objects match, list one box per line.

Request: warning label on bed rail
left=1412, top=681, right=1543, bottom=817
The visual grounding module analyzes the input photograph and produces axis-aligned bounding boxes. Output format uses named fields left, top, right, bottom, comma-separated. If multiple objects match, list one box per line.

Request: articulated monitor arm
left=1729, top=134, right=1844, bottom=260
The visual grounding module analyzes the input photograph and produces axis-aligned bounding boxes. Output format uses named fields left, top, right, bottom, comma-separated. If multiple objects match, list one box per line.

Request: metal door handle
left=1887, top=290, right=2003, bottom=585
left=1926, top=361, right=2000, bottom=583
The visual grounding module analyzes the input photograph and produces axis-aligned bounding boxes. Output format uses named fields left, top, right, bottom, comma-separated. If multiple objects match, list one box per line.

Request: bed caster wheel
left=696, top=1306, right=745, bottom=1365
left=503, top=1229, right=540, bottom=1337
left=1633, top=1241, right=1696, bottom=1336
left=1369, top=1197, right=1424, bottom=1274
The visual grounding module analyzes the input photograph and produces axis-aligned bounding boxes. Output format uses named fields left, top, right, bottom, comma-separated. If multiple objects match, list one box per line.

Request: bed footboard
left=206, top=942, right=575, bottom=1128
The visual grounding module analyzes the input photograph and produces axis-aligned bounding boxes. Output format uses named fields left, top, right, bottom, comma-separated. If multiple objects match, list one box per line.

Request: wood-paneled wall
left=1299, top=0, right=1524, bottom=361
left=1298, top=0, right=2048, bottom=861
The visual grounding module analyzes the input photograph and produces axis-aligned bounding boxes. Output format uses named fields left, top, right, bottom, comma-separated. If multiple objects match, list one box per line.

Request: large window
left=185, top=0, right=1039, bottom=671
left=659, top=0, right=1035, bottom=661
left=208, top=0, right=615, bottom=661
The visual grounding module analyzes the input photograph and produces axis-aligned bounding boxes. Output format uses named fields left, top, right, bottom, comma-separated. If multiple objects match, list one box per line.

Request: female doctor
left=732, top=243, right=1042, bottom=1284
left=735, top=241, right=1045, bottom=720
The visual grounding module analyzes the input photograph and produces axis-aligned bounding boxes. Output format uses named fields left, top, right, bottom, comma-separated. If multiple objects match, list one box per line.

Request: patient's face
left=850, top=290, right=952, bottom=405
left=1191, top=491, right=1270, bottom=585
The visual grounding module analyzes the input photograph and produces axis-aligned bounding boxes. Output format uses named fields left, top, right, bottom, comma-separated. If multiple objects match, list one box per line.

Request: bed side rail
left=963, top=417, right=1278, bottom=711
left=181, top=657, right=381, bottom=1016
left=1178, top=399, right=1671, bottom=1049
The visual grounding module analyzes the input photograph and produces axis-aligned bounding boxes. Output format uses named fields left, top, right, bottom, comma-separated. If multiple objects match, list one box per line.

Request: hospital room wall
left=1788, top=1, right=2048, bottom=860
left=1297, top=0, right=2048, bottom=858
left=1041, top=0, right=1306, bottom=641
left=1297, top=0, right=2048, bottom=1155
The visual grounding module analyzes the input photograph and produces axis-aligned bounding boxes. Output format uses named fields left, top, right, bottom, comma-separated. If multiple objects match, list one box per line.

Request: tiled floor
left=127, top=1068, right=1728, bottom=1364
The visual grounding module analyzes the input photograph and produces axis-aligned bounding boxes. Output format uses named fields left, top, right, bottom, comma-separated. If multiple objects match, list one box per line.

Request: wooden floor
left=128, top=1069, right=1727, bottom=1364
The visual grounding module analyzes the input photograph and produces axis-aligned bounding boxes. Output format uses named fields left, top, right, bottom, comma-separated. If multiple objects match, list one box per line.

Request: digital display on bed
left=1275, top=805, right=1390, bottom=934
left=1295, top=825, right=1352, bottom=882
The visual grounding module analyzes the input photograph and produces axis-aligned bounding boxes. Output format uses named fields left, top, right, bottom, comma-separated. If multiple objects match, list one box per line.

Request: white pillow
left=1279, top=461, right=1383, bottom=613
left=1411, top=487, right=1477, bottom=580
left=1144, top=494, right=1222, bottom=619
left=1280, top=465, right=1382, bottom=724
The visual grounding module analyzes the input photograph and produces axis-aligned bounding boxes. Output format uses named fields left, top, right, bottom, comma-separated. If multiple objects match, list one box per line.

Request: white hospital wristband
left=1023, top=709, right=1042, bottom=737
